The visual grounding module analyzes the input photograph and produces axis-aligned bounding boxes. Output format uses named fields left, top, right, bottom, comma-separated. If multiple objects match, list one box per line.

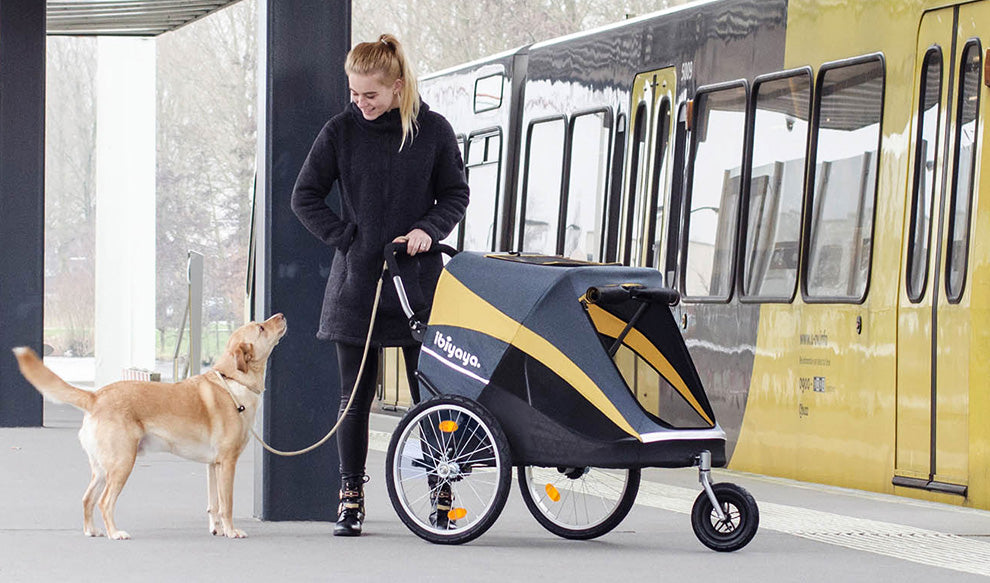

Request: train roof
left=422, top=46, right=527, bottom=80
left=421, top=0, right=737, bottom=79
left=527, top=0, right=724, bottom=52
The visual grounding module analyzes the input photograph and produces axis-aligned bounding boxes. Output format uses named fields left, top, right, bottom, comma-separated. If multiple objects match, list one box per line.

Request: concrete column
left=94, top=38, right=156, bottom=388
left=0, top=0, right=45, bottom=427
left=254, top=0, right=350, bottom=520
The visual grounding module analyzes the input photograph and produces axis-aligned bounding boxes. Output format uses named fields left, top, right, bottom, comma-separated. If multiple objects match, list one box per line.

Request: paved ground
left=3, top=399, right=990, bottom=582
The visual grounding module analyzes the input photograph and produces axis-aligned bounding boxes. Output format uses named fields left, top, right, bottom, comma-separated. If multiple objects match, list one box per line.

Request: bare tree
left=156, top=0, right=257, bottom=361
left=43, top=0, right=683, bottom=360
left=45, top=36, right=98, bottom=356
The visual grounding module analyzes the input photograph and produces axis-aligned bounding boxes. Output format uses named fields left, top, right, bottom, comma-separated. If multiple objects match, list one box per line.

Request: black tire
left=517, top=465, right=640, bottom=540
left=690, top=482, right=759, bottom=552
left=385, top=395, right=512, bottom=545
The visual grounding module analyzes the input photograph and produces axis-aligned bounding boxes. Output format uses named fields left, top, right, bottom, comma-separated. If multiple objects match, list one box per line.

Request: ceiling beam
left=47, top=0, right=242, bottom=36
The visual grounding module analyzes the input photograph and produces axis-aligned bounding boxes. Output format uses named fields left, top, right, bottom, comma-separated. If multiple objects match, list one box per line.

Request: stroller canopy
left=419, top=252, right=718, bottom=443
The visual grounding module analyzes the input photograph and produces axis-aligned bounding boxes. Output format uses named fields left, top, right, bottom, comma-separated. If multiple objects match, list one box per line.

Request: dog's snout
left=266, top=313, right=287, bottom=336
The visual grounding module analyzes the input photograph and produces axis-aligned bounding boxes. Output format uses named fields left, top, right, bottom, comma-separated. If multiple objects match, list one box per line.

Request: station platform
left=2, top=400, right=990, bottom=582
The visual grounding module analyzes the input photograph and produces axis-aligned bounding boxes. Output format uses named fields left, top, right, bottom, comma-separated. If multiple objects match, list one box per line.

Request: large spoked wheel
left=518, top=465, right=640, bottom=540
left=386, top=395, right=511, bottom=545
left=690, top=482, right=759, bottom=552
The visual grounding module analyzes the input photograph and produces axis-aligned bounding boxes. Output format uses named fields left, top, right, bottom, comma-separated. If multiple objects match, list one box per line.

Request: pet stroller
left=382, top=244, right=759, bottom=550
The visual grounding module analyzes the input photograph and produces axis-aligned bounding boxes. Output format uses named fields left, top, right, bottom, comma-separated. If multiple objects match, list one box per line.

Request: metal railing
left=172, top=250, right=203, bottom=381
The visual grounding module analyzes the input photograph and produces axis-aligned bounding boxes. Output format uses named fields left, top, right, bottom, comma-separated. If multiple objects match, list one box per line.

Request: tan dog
left=12, top=313, right=287, bottom=540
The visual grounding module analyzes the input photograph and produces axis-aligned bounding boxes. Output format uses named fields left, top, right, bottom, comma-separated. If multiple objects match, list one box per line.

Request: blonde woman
left=291, top=34, right=469, bottom=537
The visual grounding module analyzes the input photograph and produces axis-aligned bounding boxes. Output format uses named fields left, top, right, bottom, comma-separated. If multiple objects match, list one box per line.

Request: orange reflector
left=439, top=420, right=459, bottom=433
left=448, top=507, right=467, bottom=521
left=545, top=483, right=560, bottom=502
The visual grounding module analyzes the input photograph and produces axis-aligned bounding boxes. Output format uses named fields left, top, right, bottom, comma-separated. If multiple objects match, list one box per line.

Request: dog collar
left=214, top=371, right=247, bottom=413
left=215, top=371, right=263, bottom=394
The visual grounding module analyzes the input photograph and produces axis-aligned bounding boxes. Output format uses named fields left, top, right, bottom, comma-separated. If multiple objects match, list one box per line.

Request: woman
left=291, top=34, right=469, bottom=537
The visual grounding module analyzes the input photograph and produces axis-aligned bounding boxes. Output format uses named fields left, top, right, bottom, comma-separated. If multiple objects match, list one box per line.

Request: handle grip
left=382, top=242, right=459, bottom=321
left=586, top=285, right=680, bottom=306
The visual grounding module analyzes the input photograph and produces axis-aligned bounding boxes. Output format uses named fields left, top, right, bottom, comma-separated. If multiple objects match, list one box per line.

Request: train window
left=906, top=49, right=942, bottom=302
left=563, top=110, right=612, bottom=261
left=520, top=117, right=566, bottom=254
left=442, top=135, right=467, bottom=249
left=741, top=69, right=811, bottom=301
left=474, top=73, right=504, bottom=113
left=463, top=130, right=502, bottom=251
left=663, top=102, right=691, bottom=287
left=683, top=83, right=748, bottom=300
left=625, top=102, right=649, bottom=265
left=946, top=41, right=981, bottom=302
left=604, top=113, right=627, bottom=263
left=647, top=99, right=672, bottom=268
left=804, top=56, right=884, bottom=302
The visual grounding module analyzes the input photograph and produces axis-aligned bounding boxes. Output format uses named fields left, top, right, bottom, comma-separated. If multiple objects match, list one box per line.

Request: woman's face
left=348, top=72, right=402, bottom=120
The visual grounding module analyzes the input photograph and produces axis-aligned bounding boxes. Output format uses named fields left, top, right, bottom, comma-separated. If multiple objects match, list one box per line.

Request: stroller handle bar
left=586, top=285, right=680, bottom=307
left=383, top=241, right=459, bottom=321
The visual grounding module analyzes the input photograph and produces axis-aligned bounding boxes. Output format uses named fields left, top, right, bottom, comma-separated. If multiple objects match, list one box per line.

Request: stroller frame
left=381, top=243, right=759, bottom=550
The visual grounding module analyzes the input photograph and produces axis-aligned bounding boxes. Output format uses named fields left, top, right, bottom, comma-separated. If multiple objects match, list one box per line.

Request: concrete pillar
left=94, top=38, right=156, bottom=388
left=0, top=0, right=45, bottom=427
left=254, top=0, right=350, bottom=520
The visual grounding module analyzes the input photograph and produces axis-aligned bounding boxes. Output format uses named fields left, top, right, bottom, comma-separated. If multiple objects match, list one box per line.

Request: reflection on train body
left=373, top=0, right=990, bottom=511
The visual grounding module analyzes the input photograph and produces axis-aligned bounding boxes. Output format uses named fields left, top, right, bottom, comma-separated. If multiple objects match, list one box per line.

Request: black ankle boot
left=334, top=476, right=366, bottom=537
left=430, top=480, right=454, bottom=529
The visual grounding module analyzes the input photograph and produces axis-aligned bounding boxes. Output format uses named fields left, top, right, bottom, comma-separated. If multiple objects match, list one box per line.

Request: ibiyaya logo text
left=434, top=331, right=481, bottom=369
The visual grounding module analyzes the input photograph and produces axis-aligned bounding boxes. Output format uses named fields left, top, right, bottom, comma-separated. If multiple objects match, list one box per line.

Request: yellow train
left=376, top=0, right=990, bottom=510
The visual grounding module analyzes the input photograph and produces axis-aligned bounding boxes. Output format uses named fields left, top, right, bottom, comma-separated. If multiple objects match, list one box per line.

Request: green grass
left=44, top=321, right=236, bottom=364
left=157, top=321, right=236, bottom=364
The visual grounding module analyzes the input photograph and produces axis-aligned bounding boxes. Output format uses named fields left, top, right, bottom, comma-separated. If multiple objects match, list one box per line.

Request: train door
left=619, top=67, right=676, bottom=267
left=613, top=67, right=676, bottom=417
left=894, top=4, right=984, bottom=495
left=462, top=129, right=503, bottom=252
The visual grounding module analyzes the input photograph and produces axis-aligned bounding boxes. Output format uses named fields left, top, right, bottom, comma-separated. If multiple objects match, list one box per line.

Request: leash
left=215, top=264, right=385, bottom=457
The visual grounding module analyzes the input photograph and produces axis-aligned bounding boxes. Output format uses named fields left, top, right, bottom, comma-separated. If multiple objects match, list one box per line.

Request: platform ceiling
left=47, top=0, right=244, bottom=36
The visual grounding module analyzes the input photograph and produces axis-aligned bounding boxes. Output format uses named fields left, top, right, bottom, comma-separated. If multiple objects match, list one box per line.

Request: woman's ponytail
left=345, top=34, right=420, bottom=150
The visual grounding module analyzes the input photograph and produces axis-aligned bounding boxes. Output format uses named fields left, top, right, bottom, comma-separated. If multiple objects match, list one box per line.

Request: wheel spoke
left=451, top=413, right=485, bottom=461
left=451, top=441, right=495, bottom=461
left=388, top=399, right=509, bottom=544
left=414, top=429, right=445, bottom=460
left=520, top=466, right=636, bottom=538
left=397, top=468, right=432, bottom=484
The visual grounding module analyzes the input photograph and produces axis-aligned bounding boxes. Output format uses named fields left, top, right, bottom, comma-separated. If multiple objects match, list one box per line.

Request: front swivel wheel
left=690, top=482, right=759, bottom=552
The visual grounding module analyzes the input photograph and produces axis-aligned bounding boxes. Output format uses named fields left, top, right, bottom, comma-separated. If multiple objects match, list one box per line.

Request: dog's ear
left=234, top=342, right=254, bottom=373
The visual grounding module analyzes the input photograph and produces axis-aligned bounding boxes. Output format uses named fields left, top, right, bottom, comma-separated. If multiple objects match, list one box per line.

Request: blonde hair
left=345, top=33, right=420, bottom=150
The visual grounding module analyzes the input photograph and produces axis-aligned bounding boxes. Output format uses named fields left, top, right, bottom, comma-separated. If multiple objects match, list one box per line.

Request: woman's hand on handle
left=393, top=228, right=433, bottom=256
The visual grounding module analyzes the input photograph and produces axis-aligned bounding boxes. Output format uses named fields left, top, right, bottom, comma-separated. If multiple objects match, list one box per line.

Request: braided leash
left=216, top=266, right=385, bottom=457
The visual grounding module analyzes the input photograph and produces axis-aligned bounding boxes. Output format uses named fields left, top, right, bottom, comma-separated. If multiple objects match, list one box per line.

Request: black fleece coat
left=291, top=101, right=469, bottom=346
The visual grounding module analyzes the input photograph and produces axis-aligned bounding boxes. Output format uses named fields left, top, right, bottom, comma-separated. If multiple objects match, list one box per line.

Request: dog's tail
left=11, top=347, right=95, bottom=412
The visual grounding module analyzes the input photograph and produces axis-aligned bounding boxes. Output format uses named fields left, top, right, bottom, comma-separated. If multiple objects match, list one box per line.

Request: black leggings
left=336, top=342, right=421, bottom=480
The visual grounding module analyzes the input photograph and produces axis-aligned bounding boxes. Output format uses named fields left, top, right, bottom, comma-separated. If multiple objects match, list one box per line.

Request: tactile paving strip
left=370, top=429, right=990, bottom=575
left=636, top=480, right=990, bottom=577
